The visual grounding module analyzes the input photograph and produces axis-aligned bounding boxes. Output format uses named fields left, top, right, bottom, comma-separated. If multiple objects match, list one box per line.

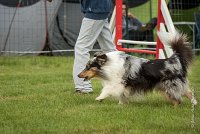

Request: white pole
left=118, top=39, right=156, bottom=46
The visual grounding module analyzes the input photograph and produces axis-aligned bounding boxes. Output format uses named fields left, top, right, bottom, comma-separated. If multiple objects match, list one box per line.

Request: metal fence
left=0, top=0, right=199, bottom=56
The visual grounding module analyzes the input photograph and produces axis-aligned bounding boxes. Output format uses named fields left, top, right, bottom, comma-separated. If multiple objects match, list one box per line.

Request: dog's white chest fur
left=102, top=51, right=125, bottom=83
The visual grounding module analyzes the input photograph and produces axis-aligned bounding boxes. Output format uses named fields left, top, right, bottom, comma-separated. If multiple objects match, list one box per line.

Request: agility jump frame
left=114, top=0, right=175, bottom=59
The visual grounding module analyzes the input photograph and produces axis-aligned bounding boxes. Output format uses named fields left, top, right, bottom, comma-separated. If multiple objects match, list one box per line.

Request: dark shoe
left=74, top=90, right=82, bottom=94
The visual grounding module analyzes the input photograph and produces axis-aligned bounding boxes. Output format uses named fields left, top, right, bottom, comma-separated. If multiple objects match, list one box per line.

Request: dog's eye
left=86, top=65, right=91, bottom=70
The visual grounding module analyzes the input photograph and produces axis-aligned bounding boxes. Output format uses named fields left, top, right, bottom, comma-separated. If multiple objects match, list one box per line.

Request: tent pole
left=1, top=0, right=22, bottom=55
left=42, top=0, right=53, bottom=56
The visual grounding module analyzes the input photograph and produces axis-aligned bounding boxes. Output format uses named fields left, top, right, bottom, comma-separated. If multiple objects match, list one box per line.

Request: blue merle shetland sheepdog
left=78, top=32, right=197, bottom=106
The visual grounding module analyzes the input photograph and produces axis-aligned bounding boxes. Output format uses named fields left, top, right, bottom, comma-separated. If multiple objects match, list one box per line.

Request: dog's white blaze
left=102, top=51, right=125, bottom=82
left=98, top=51, right=126, bottom=100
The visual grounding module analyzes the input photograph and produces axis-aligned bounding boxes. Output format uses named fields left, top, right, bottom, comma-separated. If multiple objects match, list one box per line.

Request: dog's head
left=78, top=52, right=108, bottom=81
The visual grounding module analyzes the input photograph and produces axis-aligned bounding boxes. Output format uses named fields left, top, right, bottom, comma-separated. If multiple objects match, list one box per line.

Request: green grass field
left=0, top=55, right=200, bottom=134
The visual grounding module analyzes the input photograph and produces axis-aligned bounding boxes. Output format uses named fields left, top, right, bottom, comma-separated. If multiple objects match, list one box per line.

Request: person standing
left=73, top=0, right=116, bottom=93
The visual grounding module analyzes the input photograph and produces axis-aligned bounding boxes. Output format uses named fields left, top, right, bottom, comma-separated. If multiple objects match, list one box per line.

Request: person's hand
left=128, top=13, right=136, bottom=19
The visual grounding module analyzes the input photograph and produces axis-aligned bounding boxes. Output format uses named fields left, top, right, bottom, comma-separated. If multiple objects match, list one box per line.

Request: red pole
left=115, top=0, right=122, bottom=50
left=156, top=0, right=165, bottom=59
left=115, top=0, right=156, bottom=56
left=118, top=48, right=156, bottom=54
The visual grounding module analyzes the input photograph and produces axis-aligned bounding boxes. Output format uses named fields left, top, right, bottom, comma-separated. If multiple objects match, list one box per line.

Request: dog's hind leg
left=184, top=90, right=197, bottom=105
left=160, top=91, right=171, bottom=102
left=168, top=93, right=182, bottom=106
left=160, top=91, right=181, bottom=106
left=171, top=98, right=181, bottom=106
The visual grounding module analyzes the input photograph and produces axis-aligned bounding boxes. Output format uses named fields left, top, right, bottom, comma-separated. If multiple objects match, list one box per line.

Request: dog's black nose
left=77, top=74, right=81, bottom=78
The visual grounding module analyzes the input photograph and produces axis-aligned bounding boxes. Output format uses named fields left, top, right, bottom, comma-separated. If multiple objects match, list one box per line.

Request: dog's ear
left=96, top=53, right=107, bottom=65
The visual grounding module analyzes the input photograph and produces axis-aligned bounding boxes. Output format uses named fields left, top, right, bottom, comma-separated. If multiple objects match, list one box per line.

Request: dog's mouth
left=78, top=73, right=90, bottom=81
left=83, top=76, right=89, bottom=81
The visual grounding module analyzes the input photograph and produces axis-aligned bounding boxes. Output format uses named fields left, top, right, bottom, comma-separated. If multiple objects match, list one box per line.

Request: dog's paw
left=192, top=98, right=197, bottom=105
left=95, top=97, right=104, bottom=102
left=118, top=101, right=124, bottom=105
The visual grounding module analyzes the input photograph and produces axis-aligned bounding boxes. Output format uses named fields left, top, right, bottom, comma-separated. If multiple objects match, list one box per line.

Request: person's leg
left=73, top=18, right=105, bottom=93
left=97, top=19, right=116, bottom=52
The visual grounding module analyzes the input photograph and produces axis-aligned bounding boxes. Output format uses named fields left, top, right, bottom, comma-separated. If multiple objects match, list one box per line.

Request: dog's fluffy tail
left=158, top=31, right=193, bottom=68
left=170, top=33, right=193, bottom=69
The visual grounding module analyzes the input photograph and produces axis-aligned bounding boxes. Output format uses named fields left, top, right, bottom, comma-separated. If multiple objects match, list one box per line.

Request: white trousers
left=73, top=18, right=116, bottom=91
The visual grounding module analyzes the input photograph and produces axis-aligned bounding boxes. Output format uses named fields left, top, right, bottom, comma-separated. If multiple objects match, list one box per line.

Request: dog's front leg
left=95, top=86, right=111, bottom=102
left=118, top=93, right=129, bottom=105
